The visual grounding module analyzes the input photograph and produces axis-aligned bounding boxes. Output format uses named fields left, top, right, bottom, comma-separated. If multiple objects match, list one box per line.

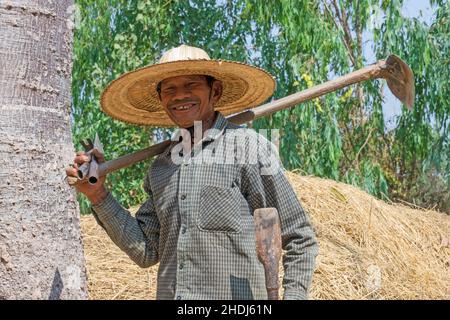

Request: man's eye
left=162, top=88, right=175, bottom=94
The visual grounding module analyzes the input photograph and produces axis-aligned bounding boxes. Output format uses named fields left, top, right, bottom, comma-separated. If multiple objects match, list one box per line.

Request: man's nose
left=172, top=87, right=192, bottom=101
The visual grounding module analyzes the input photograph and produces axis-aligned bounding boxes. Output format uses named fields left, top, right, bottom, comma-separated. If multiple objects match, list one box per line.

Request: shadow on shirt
left=230, top=275, right=254, bottom=300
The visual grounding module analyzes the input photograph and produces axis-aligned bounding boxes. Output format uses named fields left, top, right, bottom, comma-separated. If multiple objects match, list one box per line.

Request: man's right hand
left=65, top=149, right=108, bottom=205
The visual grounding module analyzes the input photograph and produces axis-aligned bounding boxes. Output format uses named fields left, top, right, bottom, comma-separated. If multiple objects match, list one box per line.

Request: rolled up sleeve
left=91, top=189, right=160, bottom=268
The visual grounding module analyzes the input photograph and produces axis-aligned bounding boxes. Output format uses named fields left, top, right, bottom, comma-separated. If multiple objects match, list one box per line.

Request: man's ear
left=211, top=80, right=223, bottom=103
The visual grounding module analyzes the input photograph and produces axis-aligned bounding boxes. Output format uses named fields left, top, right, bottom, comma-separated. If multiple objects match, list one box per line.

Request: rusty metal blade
left=384, top=55, right=415, bottom=109
left=254, top=208, right=282, bottom=300
left=80, top=140, right=92, bottom=152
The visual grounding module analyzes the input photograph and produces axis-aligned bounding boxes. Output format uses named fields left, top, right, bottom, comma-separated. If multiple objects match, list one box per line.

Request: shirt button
left=176, top=296, right=181, bottom=300
left=179, top=264, right=184, bottom=270
left=181, top=227, right=186, bottom=234
left=181, top=194, right=186, bottom=200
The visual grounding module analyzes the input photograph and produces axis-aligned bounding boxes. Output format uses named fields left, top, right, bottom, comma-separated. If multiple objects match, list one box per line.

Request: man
left=66, top=45, right=318, bottom=300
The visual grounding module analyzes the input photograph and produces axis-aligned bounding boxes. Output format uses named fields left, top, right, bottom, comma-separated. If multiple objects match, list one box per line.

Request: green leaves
left=72, top=0, right=449, bottom=213
left=72, top=0, right=170, bottom=213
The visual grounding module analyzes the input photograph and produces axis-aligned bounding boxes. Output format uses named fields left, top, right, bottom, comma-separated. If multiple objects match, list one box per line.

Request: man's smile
left=159, top=74, right=221, bottom=128
left=170, top=101, right=199, bottom=113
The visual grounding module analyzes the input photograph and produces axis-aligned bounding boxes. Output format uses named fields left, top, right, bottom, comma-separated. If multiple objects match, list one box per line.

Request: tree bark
left=0, top=0, right=88, bottom=299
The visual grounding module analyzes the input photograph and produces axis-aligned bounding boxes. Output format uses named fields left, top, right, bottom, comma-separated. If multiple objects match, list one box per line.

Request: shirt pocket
left=198, top=185, right=242, bottom=233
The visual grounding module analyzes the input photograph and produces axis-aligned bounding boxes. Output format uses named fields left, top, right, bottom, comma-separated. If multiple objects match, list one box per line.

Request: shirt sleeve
left=90, top=174, right=160, bottom=268
left=241, top=135, right=318, bottom=300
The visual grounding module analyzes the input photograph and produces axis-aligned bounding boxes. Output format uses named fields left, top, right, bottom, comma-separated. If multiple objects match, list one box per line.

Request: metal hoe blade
left=254, top=208, right=282, bottom=300
left=384, top=55, right=415, bottom=109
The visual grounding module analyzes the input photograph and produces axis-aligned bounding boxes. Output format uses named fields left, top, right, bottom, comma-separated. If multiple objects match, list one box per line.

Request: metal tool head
left=385, top=55, right=415, bottom=109
left=80, top=139, right=94, bottom=152
left=254, top=207, right=282, bottom=300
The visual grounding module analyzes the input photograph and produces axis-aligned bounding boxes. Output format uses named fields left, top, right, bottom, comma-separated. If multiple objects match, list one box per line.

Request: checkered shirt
left=91, top=112, right=318, bottom=300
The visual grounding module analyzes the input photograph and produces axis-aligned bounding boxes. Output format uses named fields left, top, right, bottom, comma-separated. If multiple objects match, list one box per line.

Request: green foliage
left=246, top=0, right=449, bottom=210
left=245, top=0, right=399, bottom=200
left=72, top=0, right=449, bottom=213
left=374, top=0, right=449, bottom=209
left=72, top=0, right=174, bottom=213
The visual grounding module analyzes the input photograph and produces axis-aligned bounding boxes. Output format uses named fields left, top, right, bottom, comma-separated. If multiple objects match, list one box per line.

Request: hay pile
left=80, top=172, right=449, bottom=300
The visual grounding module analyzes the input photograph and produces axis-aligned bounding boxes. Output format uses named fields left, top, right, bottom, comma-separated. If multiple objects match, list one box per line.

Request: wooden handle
left=70, top=56, right=414, bottom=184
left=254, top=208, right=282, bottom=300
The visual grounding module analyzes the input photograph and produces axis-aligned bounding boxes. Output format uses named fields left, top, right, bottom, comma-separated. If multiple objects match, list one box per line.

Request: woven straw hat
left=100, top=44, right=276, bottom=127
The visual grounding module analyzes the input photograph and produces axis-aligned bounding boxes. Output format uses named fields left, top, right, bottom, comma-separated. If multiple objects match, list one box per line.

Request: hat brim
left=100, top=59, right=276, bottom=127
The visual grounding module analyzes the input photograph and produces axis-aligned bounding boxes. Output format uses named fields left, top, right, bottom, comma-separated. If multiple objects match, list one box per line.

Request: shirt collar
left=203, top=112, right=228, bottom=141
left=164, top=112, right=229, bottom=158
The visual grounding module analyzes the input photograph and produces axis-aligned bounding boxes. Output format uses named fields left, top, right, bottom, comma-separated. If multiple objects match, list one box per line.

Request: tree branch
left=341, top=121, right=357, bottom=163
left=330, top=0, right=356, bottom=66
left=353, top=127, right=374, bottom=167
left=354, top=0, right=365, bottom=115
left=323, top=2, right=356, bottom=66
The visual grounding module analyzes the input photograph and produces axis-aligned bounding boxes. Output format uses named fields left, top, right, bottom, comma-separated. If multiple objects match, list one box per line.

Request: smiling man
left=158, top=74, right=220, bottom=130
left=66, top=45, right=318, bottom=300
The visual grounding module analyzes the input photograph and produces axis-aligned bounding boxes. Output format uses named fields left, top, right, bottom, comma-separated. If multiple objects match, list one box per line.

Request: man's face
left=159, top=75, right=222, bottom=128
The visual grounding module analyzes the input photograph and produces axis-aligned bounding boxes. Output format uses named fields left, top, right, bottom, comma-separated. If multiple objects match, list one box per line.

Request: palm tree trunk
left=0, top=0, right=88, bottom=299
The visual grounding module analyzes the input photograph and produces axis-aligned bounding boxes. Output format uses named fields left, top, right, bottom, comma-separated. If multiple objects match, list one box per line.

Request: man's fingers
left=90, top=149, right=106, bottom=163
left=74, top=154, right=91, bottom=165
left=73, top=149, right=105, bottom=166
left=65, top=166, right=78, bottom=177
left=67, top=176, right=79, bottom=186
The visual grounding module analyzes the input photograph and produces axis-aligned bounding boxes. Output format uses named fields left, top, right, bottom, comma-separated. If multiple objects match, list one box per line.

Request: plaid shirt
left=92, top=112, right=318, bottom=300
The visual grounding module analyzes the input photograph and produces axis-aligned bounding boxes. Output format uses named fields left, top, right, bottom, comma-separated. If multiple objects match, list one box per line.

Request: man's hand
left=65, top=149, right=108, bottom=205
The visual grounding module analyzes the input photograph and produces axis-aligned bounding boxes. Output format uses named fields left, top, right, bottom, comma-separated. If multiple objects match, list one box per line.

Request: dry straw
left=80, top=172, right=449, bottom=300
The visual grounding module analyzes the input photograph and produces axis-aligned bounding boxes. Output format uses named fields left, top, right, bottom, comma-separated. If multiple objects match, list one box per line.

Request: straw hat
left=100, top=44, right=276, bottom=127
